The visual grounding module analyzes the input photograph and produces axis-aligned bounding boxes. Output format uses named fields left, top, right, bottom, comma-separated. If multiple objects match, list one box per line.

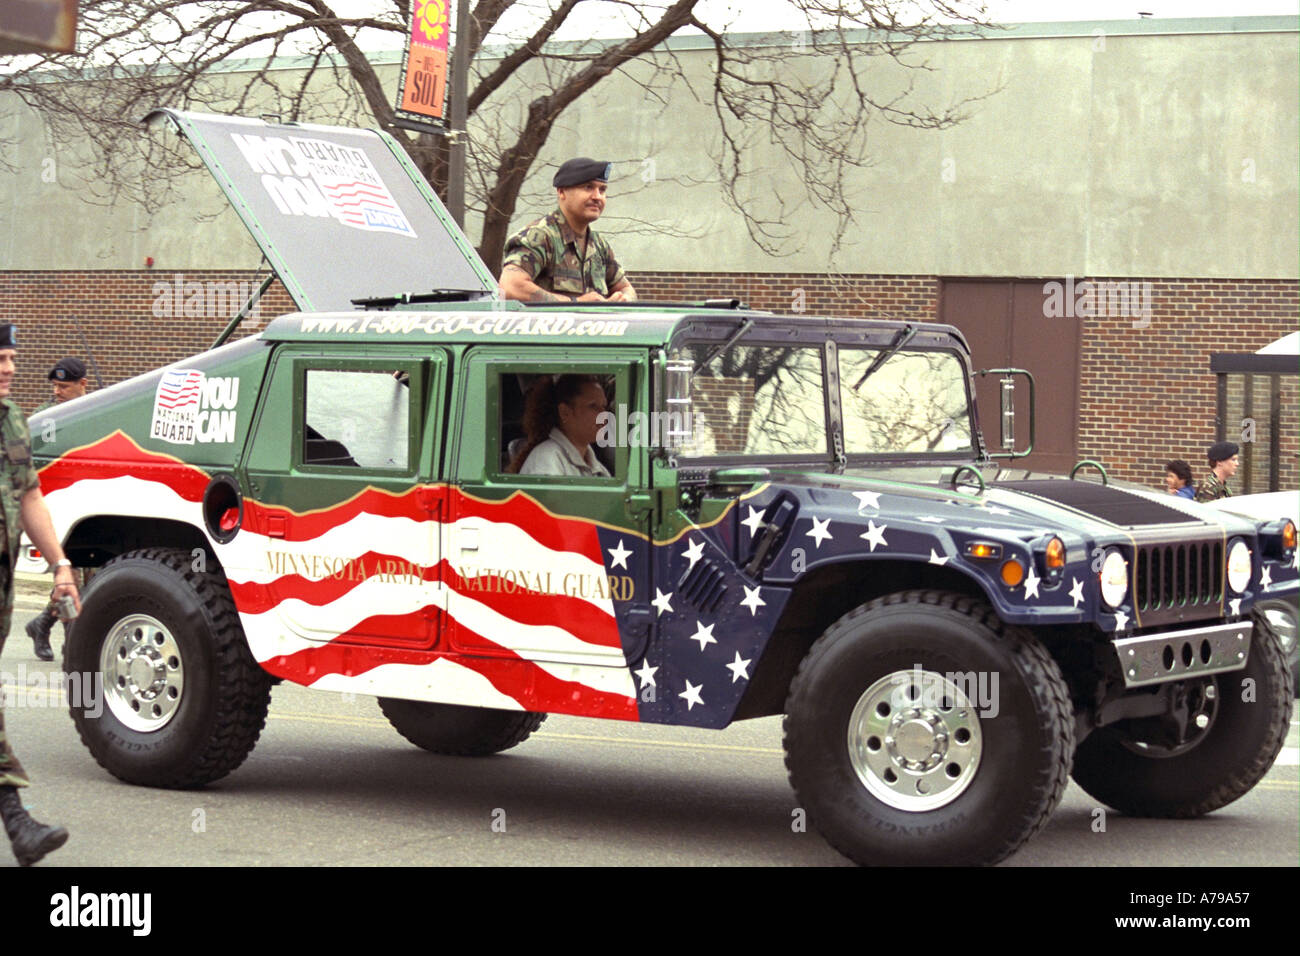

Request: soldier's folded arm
left=606, top=277, right=636, bottom=303
left=19, top=486, right=81, bottom=612
left=499, top=263, right=573, bottom=303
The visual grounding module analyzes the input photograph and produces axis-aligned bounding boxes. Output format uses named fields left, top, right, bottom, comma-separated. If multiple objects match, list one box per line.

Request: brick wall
left=634, top=271, right=939, bottom=321
left=3, top=268, right=1296, bottom=491
left=1075, top=278, right=1299, bottom=494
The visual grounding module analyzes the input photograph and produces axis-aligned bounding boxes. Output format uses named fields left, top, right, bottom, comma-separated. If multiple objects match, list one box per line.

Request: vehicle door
left=238, top=347, right=445, bottom=650
left=447, top=347, right=653, bottom=671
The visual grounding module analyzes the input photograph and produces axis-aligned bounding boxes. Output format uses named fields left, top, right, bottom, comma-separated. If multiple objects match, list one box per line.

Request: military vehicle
left=33, top=112, right=1297, bottom=866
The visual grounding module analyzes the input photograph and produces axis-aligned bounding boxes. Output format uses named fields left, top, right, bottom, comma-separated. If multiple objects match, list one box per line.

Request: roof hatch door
left=144, top=109, right=497, bottom=312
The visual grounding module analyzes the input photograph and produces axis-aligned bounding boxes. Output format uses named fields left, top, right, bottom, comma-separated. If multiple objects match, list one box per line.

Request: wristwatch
left=53, top=559, right=72, bottom=570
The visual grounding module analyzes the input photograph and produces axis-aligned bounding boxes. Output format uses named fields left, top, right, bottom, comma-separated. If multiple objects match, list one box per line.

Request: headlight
left=1099, top=550, right=1128, bottom=608
left=1226, top=540, right=1252, bottom=594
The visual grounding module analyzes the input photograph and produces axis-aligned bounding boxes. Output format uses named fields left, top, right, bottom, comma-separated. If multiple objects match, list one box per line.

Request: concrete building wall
left=1, top=16, right=1296, bottom=278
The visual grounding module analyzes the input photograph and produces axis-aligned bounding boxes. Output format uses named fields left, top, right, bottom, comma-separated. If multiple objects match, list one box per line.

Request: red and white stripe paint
left=40, top=433, right=639, bottom=721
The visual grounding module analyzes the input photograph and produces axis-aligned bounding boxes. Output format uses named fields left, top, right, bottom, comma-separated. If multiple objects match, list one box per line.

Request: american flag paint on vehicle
left=35, top=433, right=798, bottom=728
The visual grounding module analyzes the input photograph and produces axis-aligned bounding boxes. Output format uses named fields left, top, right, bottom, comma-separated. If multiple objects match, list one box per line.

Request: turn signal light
left=1284, top=520, right=1296, bottom=551
left=1045, top=536, right=1066, bottom=571
left=1000, top=559, right=1025, bottom=587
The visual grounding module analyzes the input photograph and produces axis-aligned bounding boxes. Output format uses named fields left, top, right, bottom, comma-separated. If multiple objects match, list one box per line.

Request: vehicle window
left=497, top=371, right=618, bottom=479
left=673, top=345, right=826, bottom=457
left=303, top=369, right=410, bottom=469
left=839, top=349, right=973, bottom=454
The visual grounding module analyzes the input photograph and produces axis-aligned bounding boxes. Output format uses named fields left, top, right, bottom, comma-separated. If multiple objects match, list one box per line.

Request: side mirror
left=977, top=367, right=1035, bottom=459
left=657, top=352, right=694, bottom=453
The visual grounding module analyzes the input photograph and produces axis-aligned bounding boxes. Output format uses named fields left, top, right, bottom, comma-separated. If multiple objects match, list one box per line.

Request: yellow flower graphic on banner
left=414, top=0, right=448, bottom=45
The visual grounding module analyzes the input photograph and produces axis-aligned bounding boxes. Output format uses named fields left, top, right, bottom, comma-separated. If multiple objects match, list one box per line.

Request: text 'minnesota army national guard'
left=498, top=158, right=637, bottom=304
left=0, top=325, right=80, bottom=865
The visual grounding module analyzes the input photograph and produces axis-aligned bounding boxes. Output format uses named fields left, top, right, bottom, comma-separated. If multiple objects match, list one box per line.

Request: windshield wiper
left=853, top=324, right=917, bottom=390
left=695, top=317, right=755, bottom=377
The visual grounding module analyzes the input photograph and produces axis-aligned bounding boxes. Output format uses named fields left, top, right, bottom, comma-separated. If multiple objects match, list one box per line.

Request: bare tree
left=1, top=1, right=997, bottom=273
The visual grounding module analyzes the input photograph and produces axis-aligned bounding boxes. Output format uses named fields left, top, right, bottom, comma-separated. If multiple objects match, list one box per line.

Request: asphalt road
left=2, top=594, right=1296, bottom=868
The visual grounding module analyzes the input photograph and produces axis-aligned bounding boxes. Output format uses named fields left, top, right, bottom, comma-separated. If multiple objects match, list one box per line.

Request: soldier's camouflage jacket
left=502, top=209, right=626, bottom=297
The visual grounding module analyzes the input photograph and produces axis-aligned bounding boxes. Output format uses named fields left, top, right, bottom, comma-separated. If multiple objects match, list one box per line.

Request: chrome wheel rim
left=847, top=669, right=984, bottom=811
left=100, top=613, right=185, bottom=731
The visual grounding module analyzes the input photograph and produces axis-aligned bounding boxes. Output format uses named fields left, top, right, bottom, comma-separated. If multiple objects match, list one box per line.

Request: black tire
left=378, top=698, right=546, bottom=756
left=63, top=548, right=272, bottom=788
left=783, top=590, right=1074, bottom=866
left=1071, top=606, right=1291, bottom=817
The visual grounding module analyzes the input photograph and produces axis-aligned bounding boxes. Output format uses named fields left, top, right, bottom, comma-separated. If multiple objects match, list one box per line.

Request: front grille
left=1135, top=541, right=1222, bottom=613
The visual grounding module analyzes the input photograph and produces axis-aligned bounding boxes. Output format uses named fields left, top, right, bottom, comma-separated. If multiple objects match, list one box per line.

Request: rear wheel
left=64, top=548, right=272, bottom=788
left=1071, top=605, right=1290, bottom=816
left=783, top=590, right=1074, bottom=866
left=378, top=698, right=546, bottom=756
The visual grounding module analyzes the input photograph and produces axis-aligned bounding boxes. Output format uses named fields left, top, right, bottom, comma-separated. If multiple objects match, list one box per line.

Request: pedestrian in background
left=1195, top=441, right=1239, bottom=502
left=1164, top=459, right=1195, bottom=499
left=27, top=356, right=92, bottom=661
left=32, top=356, right=89, bottom=414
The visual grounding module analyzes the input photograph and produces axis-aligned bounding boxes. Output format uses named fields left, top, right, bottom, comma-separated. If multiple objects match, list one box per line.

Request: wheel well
left=63, top=516, right=219, bottom=572
left=733, top=561, right=986, bottom=720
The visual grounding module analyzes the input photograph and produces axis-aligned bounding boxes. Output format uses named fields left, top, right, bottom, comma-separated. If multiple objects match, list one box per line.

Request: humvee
left=33, top=111, right=1297, bottom=866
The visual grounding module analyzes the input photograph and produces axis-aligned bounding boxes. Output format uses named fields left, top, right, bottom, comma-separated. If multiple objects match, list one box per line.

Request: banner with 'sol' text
left=397, top=0, right=451, bottom=124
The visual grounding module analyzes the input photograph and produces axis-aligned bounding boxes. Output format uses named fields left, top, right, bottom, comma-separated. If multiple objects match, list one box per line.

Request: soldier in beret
left=1195, top=441, right=1239, bottom=502
left=498, top=157, right=637, bottom=304
left=0, top=324, right=76, bottom=864
left=27, top=356, right=92, bottom=660
left=33, top=356, right=89, bottom=415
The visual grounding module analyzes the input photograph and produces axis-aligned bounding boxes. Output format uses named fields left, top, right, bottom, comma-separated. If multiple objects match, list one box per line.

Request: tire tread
left=783, top=588, right=1074, bottom=866
left=67, top=548, right=272, bottom=789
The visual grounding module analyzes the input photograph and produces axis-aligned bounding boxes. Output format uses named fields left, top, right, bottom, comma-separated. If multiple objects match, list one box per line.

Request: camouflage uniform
left=0, top=398, right=40, bottom=788
left=1195, top=472, right=1231, bottom=502
left=501, top=210, right=627, bottom=298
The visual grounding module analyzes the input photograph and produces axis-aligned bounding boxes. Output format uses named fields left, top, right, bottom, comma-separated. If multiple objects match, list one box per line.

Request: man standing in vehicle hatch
left=498, top=158, right=638, bottom=304
left=0, top=324, right=79, bottom=865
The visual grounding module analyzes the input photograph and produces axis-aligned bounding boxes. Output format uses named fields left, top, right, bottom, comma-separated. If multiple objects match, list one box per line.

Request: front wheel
left=1071, top=605, right=1291, bottom=817
left=64, top=548, right=272, bottom=788
left=783, top=590, right=1074, bottom=866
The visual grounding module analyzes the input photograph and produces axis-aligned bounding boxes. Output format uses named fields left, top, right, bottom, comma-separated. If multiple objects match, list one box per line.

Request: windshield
left=840, top=348, right=973, bottom=454
left=674, top=344, right=826, bottom=457
left=671, top=342, right=973, bottom=460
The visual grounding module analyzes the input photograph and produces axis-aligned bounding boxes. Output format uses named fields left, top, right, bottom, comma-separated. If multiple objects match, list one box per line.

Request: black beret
left=553, top=158, right=611, bottom=189
left=1207, top=441, right=1239, bottom=463
left=49, top=357, right=87, bottom=381
left=0, top=324, right=15, bottom=349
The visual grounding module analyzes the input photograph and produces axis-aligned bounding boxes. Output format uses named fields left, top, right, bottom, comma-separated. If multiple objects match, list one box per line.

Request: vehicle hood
left=743, top=466, right=1261, bottom=539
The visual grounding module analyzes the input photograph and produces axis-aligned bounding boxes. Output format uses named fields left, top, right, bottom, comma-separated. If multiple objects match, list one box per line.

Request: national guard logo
left=150, top=369, right=240, bottom=445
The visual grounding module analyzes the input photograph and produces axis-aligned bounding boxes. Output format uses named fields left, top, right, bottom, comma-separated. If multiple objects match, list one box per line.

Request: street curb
left=14, top=571, right=51, bottom=603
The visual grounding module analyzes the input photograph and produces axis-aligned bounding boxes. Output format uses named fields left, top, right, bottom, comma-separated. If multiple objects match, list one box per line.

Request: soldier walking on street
left=0, top=326, right=80, bottom=865
left=27, top=357, right=90, bottom=661
left=1195, top=441, right=1239, bottom=502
